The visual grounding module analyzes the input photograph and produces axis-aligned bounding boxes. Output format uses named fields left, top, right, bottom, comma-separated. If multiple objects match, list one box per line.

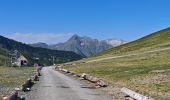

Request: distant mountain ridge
left=29, top=42, right=49, bottom=48
left=30, top=35, right=127, bottom=57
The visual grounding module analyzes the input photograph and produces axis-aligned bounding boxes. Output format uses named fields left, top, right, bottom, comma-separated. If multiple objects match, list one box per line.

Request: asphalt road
left=26, top=67, right=113, bottom=100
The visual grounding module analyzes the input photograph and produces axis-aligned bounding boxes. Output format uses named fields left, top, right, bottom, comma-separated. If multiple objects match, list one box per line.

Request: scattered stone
left=8, top=91, right=18, bottom=100
left=89, top=77, right=99, bottom=83
left=96, top=80, right=108, bottom=87
left=58, top=68, right=108, bottom=88
left=20, top=96, right=25, bottom=100
left=61, top=69, right=68, bottom=73
left=32, top=74, right=39, bottom=81
left=14, top=88, right=20, bottom=91
left=76, top=74, right=81, bottom=77
left=85, top=75, right=93, bottom=81
left=22, top=78, right=34, bottom=92
left=69, top=71, right=75, bottom=75
left=3, top=97, right=8, bottom=100
left=81, top=73, right=87, bottom=78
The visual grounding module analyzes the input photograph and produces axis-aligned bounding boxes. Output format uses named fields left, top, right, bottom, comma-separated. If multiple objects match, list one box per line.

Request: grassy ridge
left=92, top=27, right=170, bottom=57
left=63, top=28, right=170, bottom=99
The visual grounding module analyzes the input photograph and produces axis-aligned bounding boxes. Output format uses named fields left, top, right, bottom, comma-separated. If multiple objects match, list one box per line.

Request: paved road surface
left=26, top=67, right=113, bottom=100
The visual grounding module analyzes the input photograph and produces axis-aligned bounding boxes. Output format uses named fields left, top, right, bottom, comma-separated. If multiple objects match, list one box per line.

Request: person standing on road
left=34, top=63, right=41, bottom=76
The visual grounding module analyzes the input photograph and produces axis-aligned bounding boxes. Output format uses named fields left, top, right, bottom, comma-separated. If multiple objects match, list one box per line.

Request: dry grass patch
left=0, top=66, right=34, bottom=97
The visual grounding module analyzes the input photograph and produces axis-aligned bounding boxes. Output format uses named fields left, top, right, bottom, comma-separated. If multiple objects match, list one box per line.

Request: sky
left=0, top=0, right=170, bottom=44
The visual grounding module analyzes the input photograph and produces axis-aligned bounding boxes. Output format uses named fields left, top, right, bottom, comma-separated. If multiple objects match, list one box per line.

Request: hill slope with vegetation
left=0, top=47, right=9, bottom=66
left=0, top=35, right=82, bottom=66
left=92, top=27, right=170, bottom=57
left=63, top=28, right=170, bottom=99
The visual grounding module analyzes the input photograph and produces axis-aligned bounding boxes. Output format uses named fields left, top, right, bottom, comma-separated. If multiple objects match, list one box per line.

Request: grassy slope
left=0, top=47, right=9, bottom=66
left=92, top=27, right=170, bottom=57
left=0, top=39, right=36, bottom=97
left=63, top=28, right=170, bottom=99
left=0, top=66, right=34, bottom=97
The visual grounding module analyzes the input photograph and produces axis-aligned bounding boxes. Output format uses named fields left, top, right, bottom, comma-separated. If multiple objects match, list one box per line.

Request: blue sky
left=0, top=0, right=170, bottom=44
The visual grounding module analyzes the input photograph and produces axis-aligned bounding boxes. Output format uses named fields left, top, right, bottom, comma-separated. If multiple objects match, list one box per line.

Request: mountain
left=102, top=39, right=127, bottom=46
left=0, top=35, right=82, bottom=66
left=29, top=42, right=48, bottom=48
left=49, top=35, right=113, bottom=57
left=64, top=27, right=170, bottom=99
left=30, top=35, right=126, bottom=57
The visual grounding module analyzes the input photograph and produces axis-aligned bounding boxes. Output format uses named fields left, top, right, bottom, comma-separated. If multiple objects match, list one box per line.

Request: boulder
left=96, top=80, right=108, bottom=87
left=3, top=97, right=8, bottom=100
left=33, top=74, right=39, bottom=81
left=69, top=71, right=75, bottom=75
left=22, top=78, right=34, bottom=92
left=89, top=77, right=99, bottom=83
left=81, top=73, right=87, bottom=79
left=61, top=69, right=68, bottom=73
left=76, top=74, right=81, bottom=77
left=86, top=75, right=93, bottom=81
left=8, top=91, right=18, bottom=100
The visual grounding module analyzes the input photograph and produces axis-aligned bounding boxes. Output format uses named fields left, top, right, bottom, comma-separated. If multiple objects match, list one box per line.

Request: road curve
left=26, top=67, right=113, bottom=100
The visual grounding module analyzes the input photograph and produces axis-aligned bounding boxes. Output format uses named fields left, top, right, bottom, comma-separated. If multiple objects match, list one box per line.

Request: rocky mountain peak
left=29, top=35, right=127, bottom=57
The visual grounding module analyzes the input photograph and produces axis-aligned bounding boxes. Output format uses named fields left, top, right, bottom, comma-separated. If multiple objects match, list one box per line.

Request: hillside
left=0, top=35, right=82, bottom=66
left=92, top=27, right=170, bottom=57
left=63, top=28, right=170, bottom=99
left=0, top=47, right=9, bottom=66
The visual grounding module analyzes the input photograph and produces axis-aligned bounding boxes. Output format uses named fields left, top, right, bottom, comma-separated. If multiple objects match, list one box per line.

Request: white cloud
left=2, top=33, right=74, bottom=44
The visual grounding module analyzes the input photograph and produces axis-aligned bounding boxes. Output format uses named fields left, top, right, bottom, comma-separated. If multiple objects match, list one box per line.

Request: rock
left=20, top=96, right=25, bottom=100
left=66, top=70, right=70, bottom=73
left=58, top=66, right=62, bottom=68
left=58, top=68, right=62, bottom=71
left=61, top=69, right=68, bottom=73
left=76, top=74, right=81, bottom=77
left=89, top=77, right=99, bottom=83
left=96, top=80, right=108, bottom=87
left=33, top=74, right=39, bottom=81
left=81, top=73, right=87, bottom=78
left=22, top=78, right=34, bottom=92
left=86, top=75, right=93, bottom=81
left=14, top=88, right=20, bottom=91
left=3, top=97, right=8, bottom=100
left=69, top=71, right=75, bottom=75
left=8, top=91, right=18, bottom=100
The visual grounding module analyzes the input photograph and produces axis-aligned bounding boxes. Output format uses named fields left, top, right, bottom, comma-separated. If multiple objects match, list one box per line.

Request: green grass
left=63, top=28, right=170, bottom=99
left=0, top=47, right=9, bottom=66
left=0, top=66, right=34, bottom=97
left=92, top=27, right=170, bottom=57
